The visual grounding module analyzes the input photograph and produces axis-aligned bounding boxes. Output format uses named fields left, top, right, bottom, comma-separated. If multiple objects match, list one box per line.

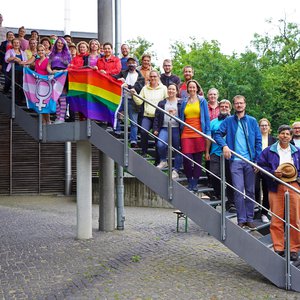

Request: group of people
left=0, top=20, right=299, bottom=261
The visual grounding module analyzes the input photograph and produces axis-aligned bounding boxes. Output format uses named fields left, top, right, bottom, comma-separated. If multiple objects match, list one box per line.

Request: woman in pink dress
left=21, top=44, right=51, bottom=124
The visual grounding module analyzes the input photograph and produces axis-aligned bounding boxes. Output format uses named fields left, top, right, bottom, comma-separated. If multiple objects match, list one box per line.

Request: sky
left=1, top=0, right=300, bottom=64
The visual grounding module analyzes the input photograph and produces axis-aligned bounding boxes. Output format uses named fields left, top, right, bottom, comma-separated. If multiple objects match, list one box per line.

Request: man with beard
left=292, top=121, right=300, bottom=148
left=160, top=59, right=181, bottom=87
left=113, top=57, right=145, bottom=147
left=179, top=65, right=195, bottom=99
left=205, top=99, right=236, bottom=212
left=214, top=95, right=262, bottom=229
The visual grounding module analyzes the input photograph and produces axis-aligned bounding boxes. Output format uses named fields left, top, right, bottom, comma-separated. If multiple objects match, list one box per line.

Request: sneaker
left=290, top=252, right=299, bottom=261
left=54, top=119, right=65, bottom=124
left=245, top=222, right=257, bottom=231
left=261, top=214, right=269, bottom=223
left=157, top=161, right=168, bottom=169
left=172, top=170, right=179, bottom=180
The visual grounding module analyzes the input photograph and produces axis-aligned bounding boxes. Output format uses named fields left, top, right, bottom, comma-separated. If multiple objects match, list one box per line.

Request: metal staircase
left=1, top=92, right=300, bottom=292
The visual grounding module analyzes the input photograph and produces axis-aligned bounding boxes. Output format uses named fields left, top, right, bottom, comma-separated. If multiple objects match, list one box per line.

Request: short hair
left=63, top=34, right=72, bottom=39
left=40, top=37, right=51, bottom=45
left=259, top=118, right=271, bottom=127
left=6, top=31, right=14, bottom=38
left=141, top=54, right=151, bottom=61
left=292, top=121, right=300, bottom=128
left=186, top=79, right=202, bottom=95
left=207, top=88, right=219, bottom=96
left=31, top=30, right=39, bottom=35
left=259, top=118, right=272, bottom=133
left=233, top=95, right=246, bottom=104
left=183, top=65, right=194, bottom=72
left=150, top=69, right=160, bottom=77
left=103, top=42, right=113, bottom=49
left=163, top=59, right=172, bottom=65
left=219, top=99, right=232, bottom=109
left=167, top=83, right=180, bottom=97
left=121, top=43, right=129, bottom=49
left=37, top=44, right=45, bottom=51
left=77, top=41, right=89, bottom=52
left=277, top=124, right=292, bottom=134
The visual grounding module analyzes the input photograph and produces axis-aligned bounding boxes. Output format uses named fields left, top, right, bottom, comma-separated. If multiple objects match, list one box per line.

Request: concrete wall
left=92, top=177, right=173, bottom=208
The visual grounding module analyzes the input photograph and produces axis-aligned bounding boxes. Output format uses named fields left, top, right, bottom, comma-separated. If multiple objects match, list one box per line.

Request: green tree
left=125, top=36, right=157, bottom=65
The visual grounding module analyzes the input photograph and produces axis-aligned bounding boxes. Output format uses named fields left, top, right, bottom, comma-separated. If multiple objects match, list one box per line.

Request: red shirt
left=71, top=54, right=88, bottom=68
left=97, top=55, right=121, bottom=75
left=208, top=103, right=220, bottom=120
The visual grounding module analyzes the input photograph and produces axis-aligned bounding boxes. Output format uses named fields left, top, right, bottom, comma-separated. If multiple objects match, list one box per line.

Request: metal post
left=284, top=190, right=291, bottom=290
left=220, top=154, right=226, bottom=241
left=99, top=151, right=115, bottom=231
left=116, top=164, right=125, bottom=230
left=11, top=63, right=15, bottom=119
left=123, top=91, right=129, bottom=167
left=87, top=118, right=92, bottom=137
left=167, top=121, right=173, bottom=201
left=65, top=141, right=72, bottom=195
left=9, top=118, right=13, bottom=195
left=114, top=0, right=121, bottom=56
left=38, top=114, right=43, bottom=140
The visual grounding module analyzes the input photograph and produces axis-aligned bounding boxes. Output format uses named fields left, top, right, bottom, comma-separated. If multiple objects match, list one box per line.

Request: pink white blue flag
left=23, top=67, right=67, bottom=113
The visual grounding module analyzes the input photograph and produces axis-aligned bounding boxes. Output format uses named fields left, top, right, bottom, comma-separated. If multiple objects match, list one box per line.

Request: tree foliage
left=126, top=18, right=300, bottom=132
left=125, top=36, right=157, bottom=65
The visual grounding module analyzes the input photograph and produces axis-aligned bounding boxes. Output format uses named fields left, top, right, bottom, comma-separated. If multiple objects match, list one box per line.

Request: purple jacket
left=257, top=141, right=300, bottom=192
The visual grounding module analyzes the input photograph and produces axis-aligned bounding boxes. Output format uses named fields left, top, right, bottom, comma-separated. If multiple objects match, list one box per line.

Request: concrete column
left=99, top=152, right=115, bottom=231
left=76, top=140, right=92, bottom=239
left=97, top=0, right=116, bottom=232
left=98, top=0, right=113, bottom=44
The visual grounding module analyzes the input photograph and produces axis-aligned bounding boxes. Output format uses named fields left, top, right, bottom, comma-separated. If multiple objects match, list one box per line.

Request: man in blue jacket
left=214, top=95, right=262, bottom=229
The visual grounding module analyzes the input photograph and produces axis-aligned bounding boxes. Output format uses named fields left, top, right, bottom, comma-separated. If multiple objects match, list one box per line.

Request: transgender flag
left=67, top=68, right=122, bottom=127
left=23, top=67, right=67, bottom=113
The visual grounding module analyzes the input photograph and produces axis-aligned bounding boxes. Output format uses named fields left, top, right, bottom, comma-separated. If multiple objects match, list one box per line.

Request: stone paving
left=0, top=195, right=300, bottom=300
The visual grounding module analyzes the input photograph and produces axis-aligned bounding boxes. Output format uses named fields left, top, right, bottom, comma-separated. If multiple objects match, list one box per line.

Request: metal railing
left=121, top=86, right=300, bottom=289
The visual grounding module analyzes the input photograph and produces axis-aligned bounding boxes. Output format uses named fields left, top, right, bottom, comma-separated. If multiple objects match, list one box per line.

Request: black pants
left=209, top=153, right=234, bottom=208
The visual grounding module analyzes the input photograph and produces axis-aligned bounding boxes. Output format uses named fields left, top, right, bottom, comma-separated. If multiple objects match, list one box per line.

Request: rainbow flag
left=23, top=67, right=67, bottom=113
left=67, top=68, right=122, bottom=127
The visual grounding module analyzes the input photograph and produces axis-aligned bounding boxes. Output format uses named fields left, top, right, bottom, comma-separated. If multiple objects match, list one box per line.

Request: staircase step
left=258, top=234, right=273, bottom=248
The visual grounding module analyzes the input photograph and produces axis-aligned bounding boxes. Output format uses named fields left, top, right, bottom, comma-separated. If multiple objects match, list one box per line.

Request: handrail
left=124, top=86, right=300, bottom=195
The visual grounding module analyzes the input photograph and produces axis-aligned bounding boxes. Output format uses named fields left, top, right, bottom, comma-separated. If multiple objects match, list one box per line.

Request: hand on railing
left=222, top=145, right=232, bottom=159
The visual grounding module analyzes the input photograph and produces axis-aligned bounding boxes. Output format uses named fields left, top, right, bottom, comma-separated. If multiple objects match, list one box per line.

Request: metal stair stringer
left=89, top=122, right=300, bottom=292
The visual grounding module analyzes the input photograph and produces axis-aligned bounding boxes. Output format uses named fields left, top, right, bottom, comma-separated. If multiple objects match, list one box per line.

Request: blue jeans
left=156, top=127, right=181, bottom=171
left=116, top=98, right=139, bottom=144
left=230, top=160, right=255, bottom=223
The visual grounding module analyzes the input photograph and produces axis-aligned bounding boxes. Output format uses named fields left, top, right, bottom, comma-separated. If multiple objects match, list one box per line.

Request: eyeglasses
left=260, top=125, right=269, bottom=127
left=293, top=127, right=300, bottom=130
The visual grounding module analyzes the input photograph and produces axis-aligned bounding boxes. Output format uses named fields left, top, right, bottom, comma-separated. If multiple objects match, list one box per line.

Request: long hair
left=49, top=37, right=71, bottom=65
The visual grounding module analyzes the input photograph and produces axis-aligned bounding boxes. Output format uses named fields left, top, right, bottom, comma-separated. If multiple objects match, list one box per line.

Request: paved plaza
left=0, top=195, right=299, bottom=300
